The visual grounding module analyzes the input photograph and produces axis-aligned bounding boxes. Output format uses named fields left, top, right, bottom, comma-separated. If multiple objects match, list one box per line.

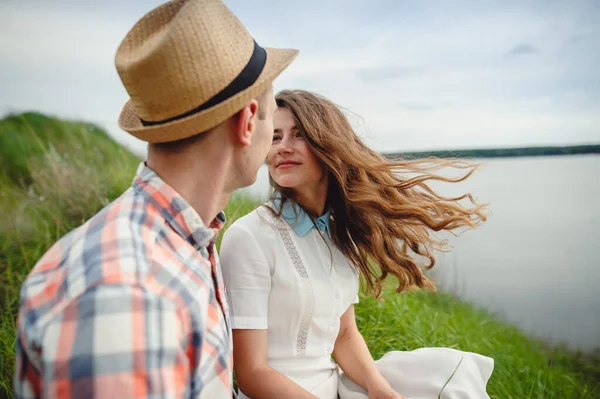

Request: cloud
left=505, top=44, right=539, bottom=58
left=1, top=0, right=599, bottom=154
left=357, top=66, right=426, bottom=83
left=396, top=102, right=436, bottom=112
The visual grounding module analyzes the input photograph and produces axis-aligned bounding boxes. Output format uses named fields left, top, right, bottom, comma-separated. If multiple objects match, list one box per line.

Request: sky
left=1, top=0, right=599, bottom=155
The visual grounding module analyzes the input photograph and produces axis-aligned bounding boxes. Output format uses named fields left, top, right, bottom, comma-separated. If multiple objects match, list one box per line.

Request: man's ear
left=235, top=99, right=260, bottom=146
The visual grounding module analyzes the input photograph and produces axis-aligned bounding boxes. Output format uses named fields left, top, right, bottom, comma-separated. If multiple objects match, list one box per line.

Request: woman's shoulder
left=220, top=205, right=280, bottom=268
left=224, top=205, right=280, bottom=240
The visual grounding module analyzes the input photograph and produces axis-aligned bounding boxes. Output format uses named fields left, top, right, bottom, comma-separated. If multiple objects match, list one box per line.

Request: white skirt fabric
left=238, top=347, right=494, bottom=399
left=338, top=348, right=494, bottom=399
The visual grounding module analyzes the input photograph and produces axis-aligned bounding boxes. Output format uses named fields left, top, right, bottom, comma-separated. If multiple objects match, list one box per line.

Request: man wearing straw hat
left=14, top=0, right=297, bottom=398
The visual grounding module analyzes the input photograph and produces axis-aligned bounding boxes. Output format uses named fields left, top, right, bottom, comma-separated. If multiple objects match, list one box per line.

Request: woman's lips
left=277, top=161, right=301, bottom=168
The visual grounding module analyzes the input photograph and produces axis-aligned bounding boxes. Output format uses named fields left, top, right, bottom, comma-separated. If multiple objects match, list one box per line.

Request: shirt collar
left=132, top=162, right=226, bottom=249
left=272, top=194, right=331, bottom=238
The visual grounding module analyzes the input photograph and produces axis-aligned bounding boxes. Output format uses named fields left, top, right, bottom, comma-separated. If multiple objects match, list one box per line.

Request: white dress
left=219, top=205, right=493, bottom=399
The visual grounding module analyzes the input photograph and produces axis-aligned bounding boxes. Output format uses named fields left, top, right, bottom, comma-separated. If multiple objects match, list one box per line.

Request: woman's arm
left=221, top=224, right=316, bottom=397
left=333, top=306, right=405, bottom=399
left=233, top=329, right=319, bottom=399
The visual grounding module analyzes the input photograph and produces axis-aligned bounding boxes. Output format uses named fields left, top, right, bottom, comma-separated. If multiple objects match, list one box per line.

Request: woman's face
left=267, top=107, right=326, bottom=190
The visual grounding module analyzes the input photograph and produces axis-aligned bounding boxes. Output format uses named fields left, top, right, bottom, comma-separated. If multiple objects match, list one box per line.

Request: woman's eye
left=272, top=135, right=281, bottom=142
left=295, top=132, right=303, bottom=139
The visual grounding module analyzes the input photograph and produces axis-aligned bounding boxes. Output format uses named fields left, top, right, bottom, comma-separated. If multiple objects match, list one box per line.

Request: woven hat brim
left=118, top=47, right=298, bottom=143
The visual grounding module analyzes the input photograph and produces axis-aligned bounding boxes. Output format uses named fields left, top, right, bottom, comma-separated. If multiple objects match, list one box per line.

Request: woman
left=219, top=90, right=494, bottom=399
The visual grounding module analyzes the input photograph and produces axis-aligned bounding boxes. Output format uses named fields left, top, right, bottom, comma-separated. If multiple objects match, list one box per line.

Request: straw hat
left=115, top=0, right=298, bottom=143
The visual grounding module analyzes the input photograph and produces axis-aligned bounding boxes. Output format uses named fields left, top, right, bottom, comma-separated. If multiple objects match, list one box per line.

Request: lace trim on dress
left=274, top=216, right=314, bottom=355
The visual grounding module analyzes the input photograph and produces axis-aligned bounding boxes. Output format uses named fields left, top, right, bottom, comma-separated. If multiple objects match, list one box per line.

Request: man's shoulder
left=42, top=187, right=161, bottom=263
left=19, top=189, right=168, bottom=325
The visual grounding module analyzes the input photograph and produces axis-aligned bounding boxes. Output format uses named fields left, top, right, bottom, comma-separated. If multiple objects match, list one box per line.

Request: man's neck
left=147, top=151, right=231, bottom=226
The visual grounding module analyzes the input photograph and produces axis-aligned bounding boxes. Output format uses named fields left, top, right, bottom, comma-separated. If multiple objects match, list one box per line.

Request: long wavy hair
left=268, top=89, right=487, bottom=297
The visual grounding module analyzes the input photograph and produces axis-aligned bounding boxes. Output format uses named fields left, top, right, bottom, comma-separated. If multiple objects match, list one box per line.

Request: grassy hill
left=0, top=112, right=598, bottom=398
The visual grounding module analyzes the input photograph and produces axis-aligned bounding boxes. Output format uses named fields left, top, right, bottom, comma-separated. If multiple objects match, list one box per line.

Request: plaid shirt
left=15, top=163, right=234, bottom=399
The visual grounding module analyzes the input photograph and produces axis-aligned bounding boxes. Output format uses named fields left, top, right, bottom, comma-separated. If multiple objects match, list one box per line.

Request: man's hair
left=256, top=90, right=268, bottom=121
left=150, top=92, right=269, bottom=152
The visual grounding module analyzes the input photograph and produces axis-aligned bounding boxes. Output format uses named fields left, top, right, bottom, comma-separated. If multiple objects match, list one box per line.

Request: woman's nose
left=277, top=135, right=294, bottom=154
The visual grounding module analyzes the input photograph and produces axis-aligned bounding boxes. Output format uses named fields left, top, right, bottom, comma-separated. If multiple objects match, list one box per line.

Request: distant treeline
left=384, top=144, right=600, bottom=159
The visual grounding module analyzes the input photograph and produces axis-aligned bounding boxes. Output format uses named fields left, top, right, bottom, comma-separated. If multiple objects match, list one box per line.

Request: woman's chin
left=273, top=176, right=299, bottom=190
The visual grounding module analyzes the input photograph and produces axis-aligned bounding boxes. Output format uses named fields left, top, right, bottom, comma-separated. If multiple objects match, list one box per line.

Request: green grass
left=355, top=290, right=599, bottom=398
left=1, top=112, right=599, bottom=398
left=0, top=112, right=142, bottom=396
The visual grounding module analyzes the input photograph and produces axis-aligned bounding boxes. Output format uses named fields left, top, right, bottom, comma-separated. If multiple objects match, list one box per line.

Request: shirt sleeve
left=220, top=223, right=271, bottom=330
left=15, top=284, right=191, bottom=399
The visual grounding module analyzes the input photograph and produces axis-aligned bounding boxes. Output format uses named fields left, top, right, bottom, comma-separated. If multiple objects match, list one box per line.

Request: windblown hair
left=270, top=90, right=488, bottom=297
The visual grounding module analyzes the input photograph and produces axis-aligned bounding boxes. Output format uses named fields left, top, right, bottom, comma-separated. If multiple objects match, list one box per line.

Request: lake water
left=239, top=155, right=600, bottom=352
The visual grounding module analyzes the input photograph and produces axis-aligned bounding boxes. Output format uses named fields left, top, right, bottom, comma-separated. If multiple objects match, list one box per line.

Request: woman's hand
left=368, top=385, right=406, bottom=399
left=333, top=306, right=407, bottom=399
